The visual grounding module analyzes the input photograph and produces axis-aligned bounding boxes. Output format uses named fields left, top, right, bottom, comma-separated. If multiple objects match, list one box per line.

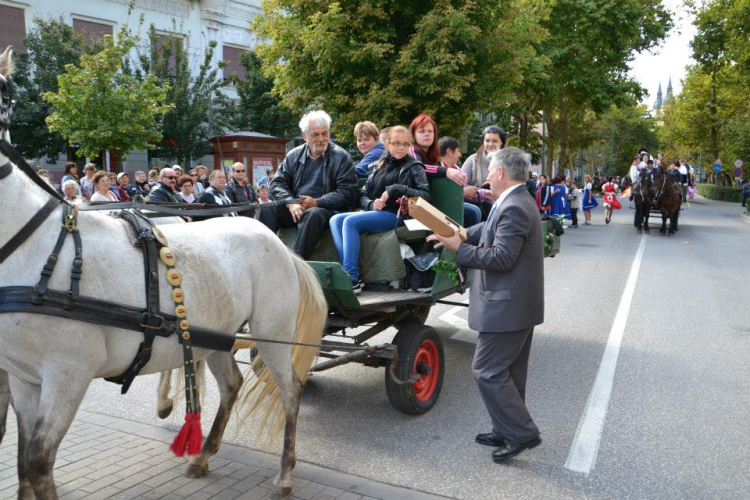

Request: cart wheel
left=394, top=304, right=432, bottom=328
left=385, top=324, right=444, bottom=414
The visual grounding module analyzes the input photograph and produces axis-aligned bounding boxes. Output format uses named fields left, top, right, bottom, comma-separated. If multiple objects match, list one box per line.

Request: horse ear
left=0, top=46, right=13, bottom=77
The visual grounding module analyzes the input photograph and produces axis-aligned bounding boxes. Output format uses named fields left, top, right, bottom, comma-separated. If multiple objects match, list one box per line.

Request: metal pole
left=699, top=149, right=703, bottom=182
left=541, top=110, right=546, bottom=174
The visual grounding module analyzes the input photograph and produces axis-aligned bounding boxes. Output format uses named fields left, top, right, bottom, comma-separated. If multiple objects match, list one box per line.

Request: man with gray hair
left=260, top=109, right=357, bottom=258
left=428, top=147, right=544, bottom=462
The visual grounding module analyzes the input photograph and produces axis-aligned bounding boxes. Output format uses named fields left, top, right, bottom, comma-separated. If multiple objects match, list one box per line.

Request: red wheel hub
left=413, top=339, right=439, bottom=402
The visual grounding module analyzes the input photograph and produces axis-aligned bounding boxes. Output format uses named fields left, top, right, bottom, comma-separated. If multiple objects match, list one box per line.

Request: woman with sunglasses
left=329, top=126, right=430, bottom=294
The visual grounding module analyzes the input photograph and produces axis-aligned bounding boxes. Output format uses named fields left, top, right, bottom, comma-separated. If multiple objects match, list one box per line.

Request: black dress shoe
left=492, top=437, right=541, bottom=462
left=475, top=433, right=504, bottom=447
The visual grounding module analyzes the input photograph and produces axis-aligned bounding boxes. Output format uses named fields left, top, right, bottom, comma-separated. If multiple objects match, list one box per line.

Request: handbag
left=403, top=252, right=440, bottom=293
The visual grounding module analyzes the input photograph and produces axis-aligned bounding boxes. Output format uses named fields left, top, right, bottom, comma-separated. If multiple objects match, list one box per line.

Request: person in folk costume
left=602, top=175, right=621, bottom=224
left=535, top=174, right=553, bottom=214
left=549, top=176, right=571, bottom=221
left=581, top=174, right=598, bottom=225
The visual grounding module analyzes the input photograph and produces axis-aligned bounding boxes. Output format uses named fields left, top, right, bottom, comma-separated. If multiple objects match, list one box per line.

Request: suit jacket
left=456, top=185, right=544, bottom=333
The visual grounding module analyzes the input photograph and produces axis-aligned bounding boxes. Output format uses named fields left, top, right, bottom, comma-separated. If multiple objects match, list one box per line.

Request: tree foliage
left=659, top=0, right=750, bottom=180
left=11, top=17, right=90, bottom=161
left=43, top=24, right=173, bottom=160
left=534, top=0, right=672, bottom=173
left=251, top=0, right=540, bottom=138
left=225, top=50, right=298, bottom=138
left=134, top=25, right=227, bottom=166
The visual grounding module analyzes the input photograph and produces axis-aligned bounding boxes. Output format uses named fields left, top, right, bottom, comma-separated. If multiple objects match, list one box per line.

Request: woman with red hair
left=408, top=114, right=466, bottom=186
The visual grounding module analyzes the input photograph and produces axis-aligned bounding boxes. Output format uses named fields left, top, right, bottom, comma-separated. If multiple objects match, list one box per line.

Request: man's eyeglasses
left=164, top=176, right=177, bottom=180
left=390, top=141, right=411, bottom=148
left=234, top=169, right=245, bottom=173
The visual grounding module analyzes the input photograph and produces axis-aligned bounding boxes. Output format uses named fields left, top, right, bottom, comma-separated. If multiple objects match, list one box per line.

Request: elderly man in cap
left=259, top=109, right=357, bottom=259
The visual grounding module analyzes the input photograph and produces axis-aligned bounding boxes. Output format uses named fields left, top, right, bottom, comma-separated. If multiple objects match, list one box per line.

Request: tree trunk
left=518, top=115, right=528, bottom=149
left=710, top=70, right=720, bottom=184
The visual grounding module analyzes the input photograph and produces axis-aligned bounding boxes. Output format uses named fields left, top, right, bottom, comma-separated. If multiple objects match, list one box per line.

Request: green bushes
left=696, top=183, right=743, bottom=202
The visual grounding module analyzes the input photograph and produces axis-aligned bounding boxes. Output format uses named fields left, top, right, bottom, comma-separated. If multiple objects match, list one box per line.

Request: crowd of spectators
left=37, top=161, right=271, bottom=212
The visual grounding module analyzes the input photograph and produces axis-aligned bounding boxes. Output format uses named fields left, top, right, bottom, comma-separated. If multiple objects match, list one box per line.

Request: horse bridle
left=0, top=73, right=13, bottom=131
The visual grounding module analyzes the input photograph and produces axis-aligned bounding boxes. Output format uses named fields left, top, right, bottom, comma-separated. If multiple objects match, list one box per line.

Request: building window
left=153, top=34, right=182, bottom=73
left=73, top=18, right=113, bottom=44
left=223, top=46, right=247, bottom=81
left=0, top=5, right=26, bottom=53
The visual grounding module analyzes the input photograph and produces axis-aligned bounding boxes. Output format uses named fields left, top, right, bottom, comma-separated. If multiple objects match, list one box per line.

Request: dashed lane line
left=439, top=299, right=477, bottom=344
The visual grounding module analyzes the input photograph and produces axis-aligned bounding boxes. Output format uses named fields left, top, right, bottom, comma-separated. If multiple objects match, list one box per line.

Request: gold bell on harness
left=179, top=319, right=189, bottom=331
left=152, top=227, right=168, bottom=247
left=175, top=304, right=187, bottom=318
left=166, top=270, right=182, bottom=287
left=172, top=288, right=185, bottom=303
left=159, top=247, right=176, bottom=267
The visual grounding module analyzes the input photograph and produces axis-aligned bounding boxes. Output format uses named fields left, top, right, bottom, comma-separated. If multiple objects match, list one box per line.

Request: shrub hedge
left=696, top=183, right=743, bottom=202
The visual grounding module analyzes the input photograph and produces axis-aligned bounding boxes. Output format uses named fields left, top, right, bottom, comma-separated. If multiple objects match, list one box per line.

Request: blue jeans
left=330, top=210, right=400, bottom=281
left=463, top=203, right=482, bottom=228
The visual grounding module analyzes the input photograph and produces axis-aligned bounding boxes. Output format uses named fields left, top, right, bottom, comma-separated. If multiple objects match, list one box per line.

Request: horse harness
left=0, top=137, right=264, bottom=396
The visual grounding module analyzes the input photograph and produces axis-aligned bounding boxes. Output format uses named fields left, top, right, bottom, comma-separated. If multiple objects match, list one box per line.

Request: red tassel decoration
left=170, top=412, right=203, bottom=457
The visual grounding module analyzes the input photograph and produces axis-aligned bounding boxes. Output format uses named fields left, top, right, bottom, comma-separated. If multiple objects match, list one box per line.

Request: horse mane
left=0, top=47, right=13, bottom=76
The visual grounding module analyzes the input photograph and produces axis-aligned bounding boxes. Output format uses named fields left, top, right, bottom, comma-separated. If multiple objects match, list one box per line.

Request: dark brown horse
left=632, top=172, right=652, bottom=234
left=650, top=167, right=682, bottom=236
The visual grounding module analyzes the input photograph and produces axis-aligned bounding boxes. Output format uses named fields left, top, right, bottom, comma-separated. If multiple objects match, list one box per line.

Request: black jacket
left=270, top=142, right=357, bottom=212
left=147, top=183, right=180, bottom=203
left=360, top=154, right=430, bottom=212
left=225, top=178, right=257, bottom=217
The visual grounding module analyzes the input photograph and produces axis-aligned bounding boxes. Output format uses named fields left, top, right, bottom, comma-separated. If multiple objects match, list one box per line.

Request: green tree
left=534, top=0, right=672, bottom=174
left=251, top=0, right=538, bottom=139
left=135, top=25, right=227, bottom=166
left=11, top=17, right=89, bottom=161
left=226, top=50, right=298, bottom=138
left=43, top=25, right=173, bottom=161
left=591, top=104, right=659, bottom=176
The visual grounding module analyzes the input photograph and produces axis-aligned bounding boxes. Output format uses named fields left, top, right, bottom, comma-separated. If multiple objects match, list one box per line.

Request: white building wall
left=4, top=0, right=261, bottom=174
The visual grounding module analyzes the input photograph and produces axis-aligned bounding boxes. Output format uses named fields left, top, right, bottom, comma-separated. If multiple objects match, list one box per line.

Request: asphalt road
left=78, top=197, right=750, bottom=499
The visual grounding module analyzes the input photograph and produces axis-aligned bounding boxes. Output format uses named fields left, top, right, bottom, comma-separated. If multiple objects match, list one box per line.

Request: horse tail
left=238, top=252, right=327, bottom=440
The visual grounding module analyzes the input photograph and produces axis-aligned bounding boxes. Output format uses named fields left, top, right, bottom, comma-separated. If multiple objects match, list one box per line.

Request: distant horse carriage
left=633, top=166, right=682, bottom=236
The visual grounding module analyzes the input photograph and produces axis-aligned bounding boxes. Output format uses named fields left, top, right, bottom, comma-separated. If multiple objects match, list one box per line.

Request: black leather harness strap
left=0, top=160, right=11, bottom=179
left=104, top=210, right=163, bottom=393
left=0, top=198, right=60, bottom=264
left=0, top=286, right=236, bottom=352
left=0, top=138, right=67, bottom=204
left=34, top=205, right=72, bottom=296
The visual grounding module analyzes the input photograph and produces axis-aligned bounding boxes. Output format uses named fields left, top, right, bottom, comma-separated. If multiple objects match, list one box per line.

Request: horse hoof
left=273, top=472, right=293, bottom=489
left=186, top=463, right=209, bottom=479
left=157, top=402, right=173, bottom=420
left=637, top=228, right=643, bottom=234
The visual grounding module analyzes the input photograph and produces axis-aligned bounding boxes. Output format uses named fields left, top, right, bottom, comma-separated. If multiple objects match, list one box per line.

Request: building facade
left=0, top=0, right=263, bottom=173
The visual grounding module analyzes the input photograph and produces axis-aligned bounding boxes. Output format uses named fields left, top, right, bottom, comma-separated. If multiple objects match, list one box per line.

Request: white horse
left=0, top=47, right=327, bottom=499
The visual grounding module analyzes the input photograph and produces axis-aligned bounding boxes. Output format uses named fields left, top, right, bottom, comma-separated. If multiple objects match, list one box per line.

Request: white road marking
left=438, top=299, right=476, bottom=343
left=565, top=236, right=647, bottom=474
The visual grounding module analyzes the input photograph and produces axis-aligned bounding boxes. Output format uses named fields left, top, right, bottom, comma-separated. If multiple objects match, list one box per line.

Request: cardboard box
left=408, top=197, right=467, bottom=241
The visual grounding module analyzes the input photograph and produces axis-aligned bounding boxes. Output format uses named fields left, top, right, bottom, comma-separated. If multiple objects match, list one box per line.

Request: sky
left=629, top=0, right=697, bottom=108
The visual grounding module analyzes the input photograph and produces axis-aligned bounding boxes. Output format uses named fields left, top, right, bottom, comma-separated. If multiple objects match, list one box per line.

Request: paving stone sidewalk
left=0, top=410, right=452, bottom=500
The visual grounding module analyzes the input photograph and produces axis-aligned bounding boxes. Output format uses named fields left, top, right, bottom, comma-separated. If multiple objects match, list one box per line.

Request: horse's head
left=0, top=46, right=15, bottom=135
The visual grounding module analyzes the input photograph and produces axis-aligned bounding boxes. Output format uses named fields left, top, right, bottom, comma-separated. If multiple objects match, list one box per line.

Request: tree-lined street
left=4, top=199, right=744, bottom=499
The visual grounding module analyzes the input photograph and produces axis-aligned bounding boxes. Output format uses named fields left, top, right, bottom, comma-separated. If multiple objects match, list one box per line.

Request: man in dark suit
left=429, top=147, right=544, bottom=462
